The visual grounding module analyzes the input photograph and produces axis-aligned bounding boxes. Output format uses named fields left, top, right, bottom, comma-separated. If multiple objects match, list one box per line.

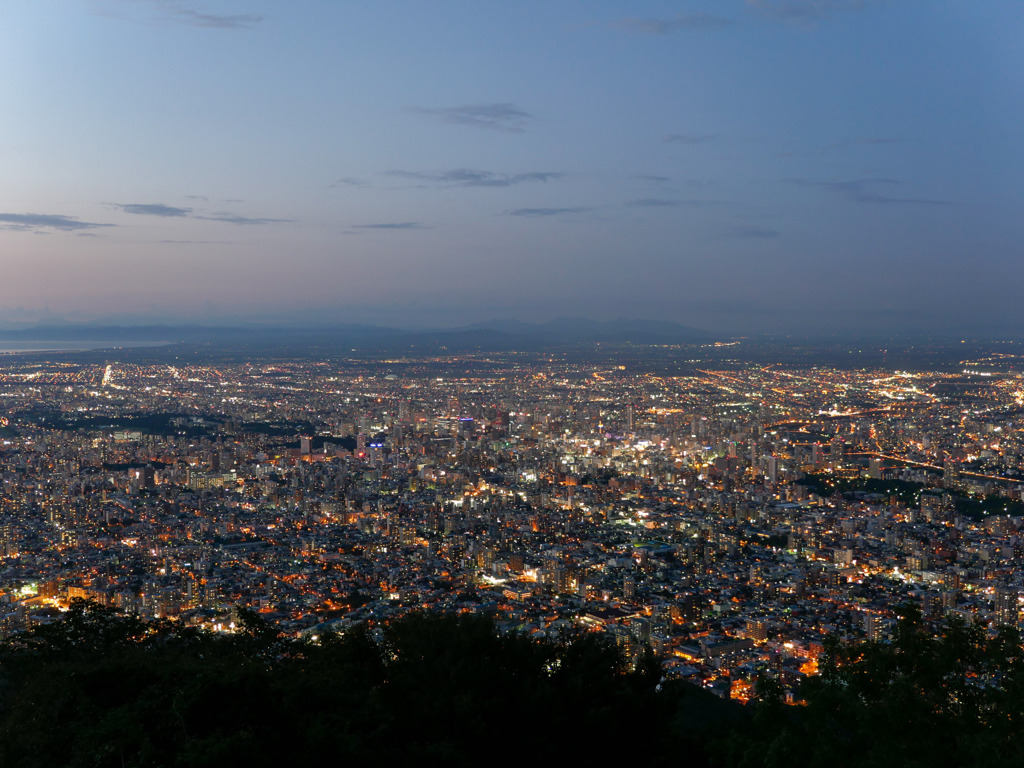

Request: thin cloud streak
left=387, top=169, right=561, bottom=188
left=111, top=202, right=287, bottom=225
left=0, top=213, right=114, bottom=232
left=329, top=177, right=371, bottom=189
left=626, top=198, right=722, bottom=208
left=792, top=178, right=949, bottom=205
left=194, top=213, right=292, bottom=225
left=612, top=13, right=734, bottom=34
left=115, top=203, right=192, bottom=217
left=411, top=103, right=532, bottom=132
left=94, top=1, right=263, bottom=29
left=168, top=7, right=263, bottom=29
left=352, top=222, right=430, bottom=230
left=506, top=208, right=592, bottom=217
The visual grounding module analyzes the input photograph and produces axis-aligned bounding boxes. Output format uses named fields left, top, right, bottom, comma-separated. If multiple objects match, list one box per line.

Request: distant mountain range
left=0, top=318, right=711, bottom=351
left=457, top=317, right=708, bottom=342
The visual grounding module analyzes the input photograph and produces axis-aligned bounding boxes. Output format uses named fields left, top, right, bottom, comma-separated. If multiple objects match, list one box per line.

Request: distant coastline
left=0, top=341, right=171, bottom=354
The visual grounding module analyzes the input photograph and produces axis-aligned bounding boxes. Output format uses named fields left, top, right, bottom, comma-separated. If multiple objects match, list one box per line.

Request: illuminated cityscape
left=2, top=2, right=1021, bottom=762
left=2, top=341, right=1024, bottom=704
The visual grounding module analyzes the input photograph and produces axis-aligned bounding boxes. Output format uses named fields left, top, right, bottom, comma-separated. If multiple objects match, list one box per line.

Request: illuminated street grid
left=1, top=351, right=1024, bottom=701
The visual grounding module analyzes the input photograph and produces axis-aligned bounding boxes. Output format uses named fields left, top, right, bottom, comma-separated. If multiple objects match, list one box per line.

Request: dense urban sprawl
left=2, top=347, right=1023, bottom=702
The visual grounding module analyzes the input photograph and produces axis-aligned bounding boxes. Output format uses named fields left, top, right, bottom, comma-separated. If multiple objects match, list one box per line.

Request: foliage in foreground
left=719, top=606, right=1024, bottom=768
left=0, top=601, right=720, bottom=768
left=4, top=600, right=1023, bottom=768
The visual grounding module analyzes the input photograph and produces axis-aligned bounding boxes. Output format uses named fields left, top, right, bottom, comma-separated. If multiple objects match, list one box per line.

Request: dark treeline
left=1, top=602, right=1022, bottom=767
left=799, top=474, right=1024, bottom=519
left=0, top=601, right=725, bottom=767
left=721, top=606, right=1024, bottom=768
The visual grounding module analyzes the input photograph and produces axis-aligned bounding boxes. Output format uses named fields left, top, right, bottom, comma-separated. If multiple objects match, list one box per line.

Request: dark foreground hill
left=0, top=602, right=731, bottom=767
left=2, top=602, right=1023, bottom=768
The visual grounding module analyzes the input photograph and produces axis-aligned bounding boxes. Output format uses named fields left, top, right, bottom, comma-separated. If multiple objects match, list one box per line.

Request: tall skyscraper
left=995, top=586, right=1019, bottom=627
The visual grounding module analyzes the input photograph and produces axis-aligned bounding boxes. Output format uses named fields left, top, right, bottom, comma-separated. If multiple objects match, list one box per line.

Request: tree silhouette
left=0, top=605, right=724, bottom=767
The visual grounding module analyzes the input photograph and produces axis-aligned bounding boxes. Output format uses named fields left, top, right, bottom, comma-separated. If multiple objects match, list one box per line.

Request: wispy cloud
left=387, top=169, right=561, bottom=188
left=664, top=133, right=721, bottom=145
left=329, top=177, right=371, bottom=189
left=626, top=198, right=721, bottom=208
left=352, top=222, right=430, bottom=230
left=792, top=178, right=948, bottom=205
left=114, top=203, right=192, bottom=217
left=635, top=175, right=672, bottom=183
left=612, top=13, right=734, bottom=34
left=95, top=1, right=263, bottom=29
left=0, top=213, right=114, bottom=232
left=411, top=103, right=532, bottom=133
left=506, top=207, right=593, bottom=217
left=157, top=239, right=230, bottom=244
left=196, top=212, right=292, bottom=225
left=110, top=201, right=287, bottom=225
left=732, top=224, right=781, bottom=238
left=746, top=0, right=866, bottom=23
left=167, top=6, right=263, bottom=29
left=627, top=198, right=679, bottom=207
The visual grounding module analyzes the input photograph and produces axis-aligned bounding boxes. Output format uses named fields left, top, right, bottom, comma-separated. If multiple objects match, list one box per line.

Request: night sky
left=2, top=1, right=1021, bottom=335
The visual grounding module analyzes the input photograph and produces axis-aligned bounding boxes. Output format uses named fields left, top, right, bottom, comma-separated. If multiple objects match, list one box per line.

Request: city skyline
left=2, top=1, right=1022, bottom=335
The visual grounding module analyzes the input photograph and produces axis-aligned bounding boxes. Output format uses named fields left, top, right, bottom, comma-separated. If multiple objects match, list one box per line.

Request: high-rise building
left=0, top=523, right=16, bottom=558
left=831, top=435, right=845, bottom=460
left=746, top=619, right=768, bottom=643
left=864, top=612, right=884, bottom=642
left=944, top=459, right=960, bottom=489
left=995, top=586, right=1019, bottom=627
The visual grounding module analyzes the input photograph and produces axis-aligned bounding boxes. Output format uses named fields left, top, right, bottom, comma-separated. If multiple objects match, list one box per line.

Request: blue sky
left=1, top=0, right=1021, bottom=334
